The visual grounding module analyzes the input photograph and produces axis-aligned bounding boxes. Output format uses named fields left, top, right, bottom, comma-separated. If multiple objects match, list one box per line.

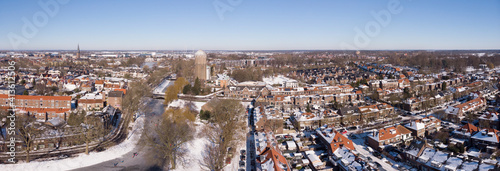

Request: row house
left=402, top=140, right=432, bottom=169
left=403, top=143, right=466, bottom=171
left=0, top=124, right=82, bottom=153
left=290, top=112, right=321, bottom=130
left=398, top=79, right=410, bottom=88
left=358, top=104, right=379, bottom=123
left=255, top=115, right=284, bottom=134
left=367, top=125, right=413, bottom=151
left=338, top=106, right=361, bottom=126
left=376, top=103, right=394, bottom=118
left=0, top=94, right=71, bottom=120
left=478, top=111, right=500, bottom=130
left=224, top=81, right=266, bottom=99
left=321, top=110, right=342, bottom=126
left=451, top=123, right=478, bottom=141
left=78, top=93, right=105, bottom=111
left=255, top=132, right=291, bottom=171
left=332, top=146, right=365, bottom=171
left=403, top=92, right=454, bottom=112
left=404, top=116, right=442, bottom=138
left=470, top=128, right=500, bottom=152
left=17, top=107, right=71, bottom=121
left=103, top=82, right=122, bottom=92
left=445, top=97, right=486, bottom=123
left=95, top=80, right=104, bottom=91
left=316, top=128, right=355, bottom=156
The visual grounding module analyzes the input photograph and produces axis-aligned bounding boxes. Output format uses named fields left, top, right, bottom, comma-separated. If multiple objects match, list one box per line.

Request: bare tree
left=143, top=114, right=194, bottom=169
left=200, top=124, right=226, bottom=171
left=81, top=116, right=102, bottom=155
left=264, top=119, right=282, bottom=134
left=123, top=81, right=151, bottom=116
left=16, top=116, right=41, bottom=163
left=200, top=99, right=246, bottom=170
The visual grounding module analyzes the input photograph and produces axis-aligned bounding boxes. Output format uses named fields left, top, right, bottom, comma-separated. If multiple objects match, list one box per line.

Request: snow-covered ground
left=170, top=99, right=248, bottom=171
left=1, top=113, right=145, bottom=171
left=167, top=99, right=209, bottom=171
left=168, top=99, right=206, bottom=112
left=172, top=122, right=208, bottom=171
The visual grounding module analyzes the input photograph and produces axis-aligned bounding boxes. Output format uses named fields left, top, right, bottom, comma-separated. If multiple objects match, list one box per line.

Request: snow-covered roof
left=333, top=147, right=355, bottom=165
left=461, top=161, right=478, bottom=171
left=418, top=148, right=435, bottom=163
left=478, top=163, right=495, bottom=171
left=465, top=148, right=481, bottom=158
left=405, top=121, right=426, bottom=130
left=347, top=161, right=363, bottom=171
left=406, top=147, right=420, bottom=157
left=471, top=129, right=500, bottom=143
left=429, top=151, right=448, bottom=165
left=80, top=93, right=103, bottom=100
left=286, top=141, right=296, bottom=149
left=47, top=117, right=65, bottom=127
left=263, top=75, right=297, bottom=86
left=443, top=157, right=463, bottom=170
left=305, top=150, right=323, bottom=168
left=445, top=106, right=459, bottom=115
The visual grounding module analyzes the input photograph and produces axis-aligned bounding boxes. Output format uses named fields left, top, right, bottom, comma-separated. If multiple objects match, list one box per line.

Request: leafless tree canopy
left=200, top=99, right=246, bottom=171
left=15, top=116, right=41, bottom=163
left=142, top=110, right=195, bottom=170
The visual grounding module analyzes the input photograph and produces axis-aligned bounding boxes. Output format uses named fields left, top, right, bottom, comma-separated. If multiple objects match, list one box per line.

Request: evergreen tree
left=182, top=84, right=191, bottom=94
left=193, top=77, right=201, bottom=95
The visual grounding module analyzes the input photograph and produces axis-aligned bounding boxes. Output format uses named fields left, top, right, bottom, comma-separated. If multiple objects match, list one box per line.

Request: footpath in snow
left=1, top=114, right=145, bottom=171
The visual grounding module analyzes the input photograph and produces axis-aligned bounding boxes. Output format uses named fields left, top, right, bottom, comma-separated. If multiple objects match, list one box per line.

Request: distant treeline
left=384, top=53, right=500, bottom=73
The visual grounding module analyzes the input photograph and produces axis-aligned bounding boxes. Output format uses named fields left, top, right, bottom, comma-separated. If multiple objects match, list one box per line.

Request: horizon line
left=1, top=49, right=500, bottom=52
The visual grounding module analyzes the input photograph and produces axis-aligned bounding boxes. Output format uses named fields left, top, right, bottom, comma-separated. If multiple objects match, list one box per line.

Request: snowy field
left=1, top=114, right=145, bottom=171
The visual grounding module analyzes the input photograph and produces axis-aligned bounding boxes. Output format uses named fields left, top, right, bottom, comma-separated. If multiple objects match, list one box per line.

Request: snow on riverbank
left=1, top=115, right=145, bottom=171
left=168, top=99, right=206, bottom=111
left=169, top=99, right=209, bottom=171
left=172, top=123, right=208, bottom=171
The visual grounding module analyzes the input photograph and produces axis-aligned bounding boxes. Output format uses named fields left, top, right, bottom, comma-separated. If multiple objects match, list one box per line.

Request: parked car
left=367, top=147, right=374, bottom=153
left=239, top=161, right=245, bottom=167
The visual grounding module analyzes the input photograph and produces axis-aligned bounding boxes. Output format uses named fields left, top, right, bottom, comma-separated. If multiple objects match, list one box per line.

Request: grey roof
left=108, top=91, right=124, bottom=97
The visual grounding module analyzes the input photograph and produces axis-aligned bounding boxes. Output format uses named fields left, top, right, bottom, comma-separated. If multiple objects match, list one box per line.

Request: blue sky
left=1, top=0, right=499, bottom=50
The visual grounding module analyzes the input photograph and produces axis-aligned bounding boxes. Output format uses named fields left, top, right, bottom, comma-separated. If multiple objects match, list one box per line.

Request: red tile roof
left=258, top=145, right=291, bottom=171
left=0, top=94, right=71, bottom=101
left=329, top=130, right=355, bottom=152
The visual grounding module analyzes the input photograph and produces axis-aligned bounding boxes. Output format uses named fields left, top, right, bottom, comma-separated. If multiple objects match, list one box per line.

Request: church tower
left=77, top=44, right=80, bottom=59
